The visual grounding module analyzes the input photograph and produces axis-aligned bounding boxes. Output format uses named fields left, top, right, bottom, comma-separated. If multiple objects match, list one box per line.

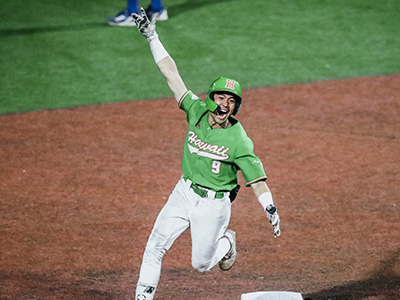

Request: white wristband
left=258, top=192, right=274, bottom=211
left=149, top=38, right=170, bottom=64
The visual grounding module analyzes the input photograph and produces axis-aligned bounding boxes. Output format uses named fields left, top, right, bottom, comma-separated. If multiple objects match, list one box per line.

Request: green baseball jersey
left=179, top=91, right=267, bottom=191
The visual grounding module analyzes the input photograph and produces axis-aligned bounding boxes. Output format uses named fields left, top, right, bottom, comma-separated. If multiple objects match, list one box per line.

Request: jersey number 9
left=211, top=160, right=221, bottom=174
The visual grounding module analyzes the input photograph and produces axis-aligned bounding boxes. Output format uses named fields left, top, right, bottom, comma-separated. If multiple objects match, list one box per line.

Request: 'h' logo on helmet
left=225, top=79, right=236, bottom=90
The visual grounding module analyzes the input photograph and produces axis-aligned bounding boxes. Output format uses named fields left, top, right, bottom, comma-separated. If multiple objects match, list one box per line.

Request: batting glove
left=266, top=205, right=281, bottom=238
left=131, top=8, right=158, bottom=42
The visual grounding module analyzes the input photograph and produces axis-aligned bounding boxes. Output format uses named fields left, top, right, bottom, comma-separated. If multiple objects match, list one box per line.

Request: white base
left=241, top=291, right=303, bottom=300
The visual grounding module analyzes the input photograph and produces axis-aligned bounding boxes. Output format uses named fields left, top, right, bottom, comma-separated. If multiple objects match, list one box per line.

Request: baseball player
left=131, top=9, right=281, bottom=300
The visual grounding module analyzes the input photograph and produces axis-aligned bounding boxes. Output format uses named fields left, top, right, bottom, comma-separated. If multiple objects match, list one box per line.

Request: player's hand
left=131, top=8, right=158, bottom=42
left=266, top=205, right=281, bottom=238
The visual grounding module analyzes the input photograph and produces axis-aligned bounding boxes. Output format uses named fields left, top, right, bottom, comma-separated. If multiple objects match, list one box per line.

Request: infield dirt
left=1, top=75, right=399, bottom=300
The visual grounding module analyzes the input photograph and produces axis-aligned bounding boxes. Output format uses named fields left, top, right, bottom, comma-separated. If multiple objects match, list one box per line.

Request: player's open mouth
left=216, top=107, right=228, bottom=118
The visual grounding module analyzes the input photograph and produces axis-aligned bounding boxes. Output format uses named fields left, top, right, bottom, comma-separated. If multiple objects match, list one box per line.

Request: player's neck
left=208, top=114, right=232, bottom=129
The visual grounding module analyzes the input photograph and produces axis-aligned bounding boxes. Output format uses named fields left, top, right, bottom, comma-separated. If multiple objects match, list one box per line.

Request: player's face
left=210, top=93, right=236, bottom=126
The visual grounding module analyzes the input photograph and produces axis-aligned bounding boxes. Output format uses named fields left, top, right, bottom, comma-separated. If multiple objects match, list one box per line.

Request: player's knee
left=144, top=230, right=168, bottom=262
left=192, top=260, right=212, bottom=273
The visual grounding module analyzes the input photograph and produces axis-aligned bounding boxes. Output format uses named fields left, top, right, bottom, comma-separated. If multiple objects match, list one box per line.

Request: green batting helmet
left=205, top=77, right=242, bottom=115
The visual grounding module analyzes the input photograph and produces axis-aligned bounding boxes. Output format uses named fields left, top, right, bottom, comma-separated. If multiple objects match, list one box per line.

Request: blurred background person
left=108, top=0, right=168, bottom=26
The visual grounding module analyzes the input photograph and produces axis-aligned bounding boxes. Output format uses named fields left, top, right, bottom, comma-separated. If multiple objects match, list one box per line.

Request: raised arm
left=156, top=55, right=187, bottom=102
left=132, top=8, right=187, bottom=102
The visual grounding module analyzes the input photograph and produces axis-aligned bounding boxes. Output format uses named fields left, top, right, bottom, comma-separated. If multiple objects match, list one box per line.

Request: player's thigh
left=151, top=180, right=190, bottom=250
left=190, top=197, right=231, bottom=261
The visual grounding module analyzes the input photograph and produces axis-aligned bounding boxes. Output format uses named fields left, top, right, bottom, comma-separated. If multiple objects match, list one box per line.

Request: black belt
left=190, top=182, right=225, bottom=199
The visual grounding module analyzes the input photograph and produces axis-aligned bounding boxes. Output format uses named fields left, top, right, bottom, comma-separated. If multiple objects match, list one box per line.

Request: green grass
left=0, top=0, right=399, bottom=115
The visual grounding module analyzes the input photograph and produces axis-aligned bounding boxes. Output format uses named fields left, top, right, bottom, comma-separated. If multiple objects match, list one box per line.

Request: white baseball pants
left=136, top=177, right=232, bottom=291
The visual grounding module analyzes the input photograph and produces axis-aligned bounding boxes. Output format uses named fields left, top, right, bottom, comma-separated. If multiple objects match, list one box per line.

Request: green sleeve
left=234, top=137, right=267, bottom=186
left=179, top=91, right=207, bottom=123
